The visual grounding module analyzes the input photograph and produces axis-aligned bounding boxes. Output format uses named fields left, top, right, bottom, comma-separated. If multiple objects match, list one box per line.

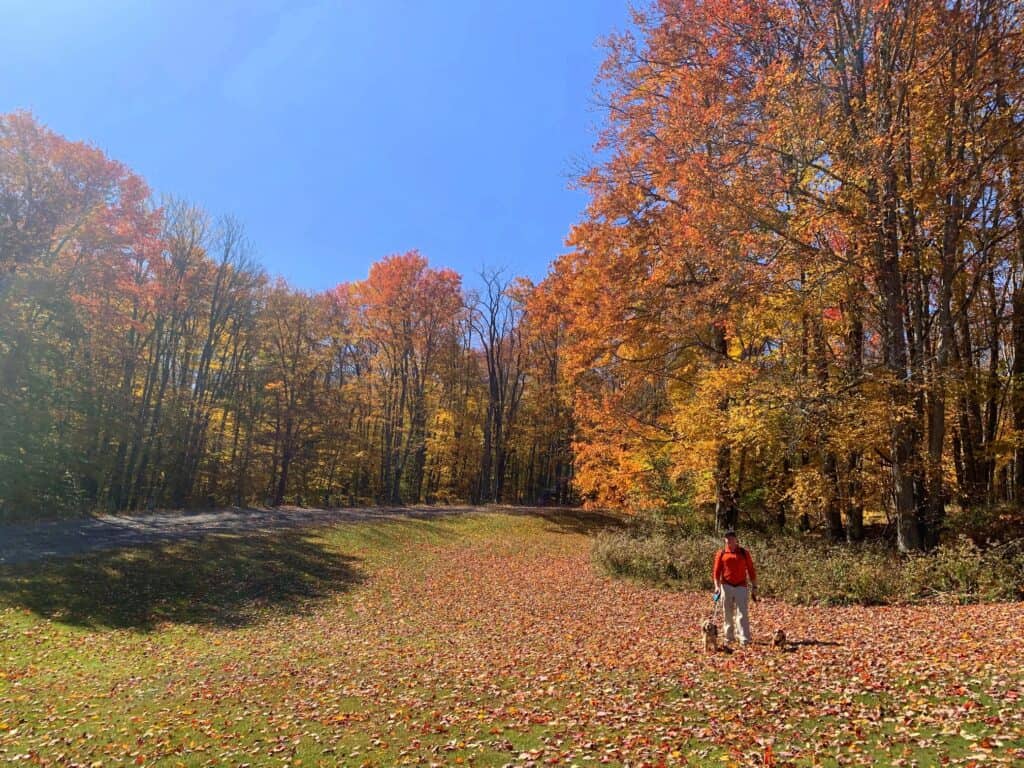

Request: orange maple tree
left=549, top=0, right=1024, bottom=550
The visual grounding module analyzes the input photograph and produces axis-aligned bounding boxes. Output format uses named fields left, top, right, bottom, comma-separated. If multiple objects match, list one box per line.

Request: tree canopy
left=4, top=1, right=1024, bottom=553
left=549, top=0, right=1024, bottom=550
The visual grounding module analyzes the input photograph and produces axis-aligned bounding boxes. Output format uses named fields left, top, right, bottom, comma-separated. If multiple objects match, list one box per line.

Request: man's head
left=724, top=529, right=738, bottom=551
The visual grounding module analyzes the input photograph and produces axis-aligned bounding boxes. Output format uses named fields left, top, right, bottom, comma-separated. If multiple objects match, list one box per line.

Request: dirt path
left=0, top=504, right=484, bottom=565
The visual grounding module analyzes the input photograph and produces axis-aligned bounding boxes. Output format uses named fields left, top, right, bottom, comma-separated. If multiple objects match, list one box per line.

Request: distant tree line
left=0, top=112, right=573, bottom=518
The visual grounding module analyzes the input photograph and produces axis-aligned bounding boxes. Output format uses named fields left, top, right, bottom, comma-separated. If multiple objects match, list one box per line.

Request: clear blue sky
left=2, top=1, right=633, bottom=290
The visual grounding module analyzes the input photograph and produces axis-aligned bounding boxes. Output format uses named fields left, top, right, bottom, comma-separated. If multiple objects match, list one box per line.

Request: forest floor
left=1, top=509, right=1022, bottom=767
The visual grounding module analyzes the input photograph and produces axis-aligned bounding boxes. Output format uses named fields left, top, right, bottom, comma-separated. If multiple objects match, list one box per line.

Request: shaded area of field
left=0, top=504, right=514, bottom=565
left=0, top=529, right=364, bottom=630
left=0, top=509, right=1021, bottom=767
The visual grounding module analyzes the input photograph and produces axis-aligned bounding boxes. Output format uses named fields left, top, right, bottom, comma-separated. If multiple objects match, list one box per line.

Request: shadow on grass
left=0, top=529, right=363, bottom=631
left=518, top=507, right=626, bottom=536
left=790, top=639, right=842, bottom=647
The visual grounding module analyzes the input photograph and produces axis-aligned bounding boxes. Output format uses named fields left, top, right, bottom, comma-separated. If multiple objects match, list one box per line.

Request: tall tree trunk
left=1012, top=218, right=1024, bottom=500
left=844, top=295, right=865, bottom=542
left=711, top=324, right=737, bottom=530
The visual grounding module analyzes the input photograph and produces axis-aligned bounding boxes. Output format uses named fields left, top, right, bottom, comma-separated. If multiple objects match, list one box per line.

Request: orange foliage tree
left=552, top=0, right=1024, bottom=550
left=0, top=113, right=571, bottom=516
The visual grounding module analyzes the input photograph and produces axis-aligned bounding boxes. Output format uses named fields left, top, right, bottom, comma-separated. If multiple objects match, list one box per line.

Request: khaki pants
left=721, top=583, right=751, bottom=644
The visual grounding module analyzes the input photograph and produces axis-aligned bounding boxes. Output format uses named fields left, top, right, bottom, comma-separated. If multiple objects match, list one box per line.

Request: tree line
left=0, top=112, right=573, bottom=518
left=7, top=0, right=1024, bottom=554
left=549, top=0, right=1024, bottom=550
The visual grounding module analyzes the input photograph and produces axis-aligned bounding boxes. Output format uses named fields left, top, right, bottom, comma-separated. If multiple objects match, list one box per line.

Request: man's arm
left=744, top=549, right=757, bottom=588
left=712, top=550, right=723, bottom=592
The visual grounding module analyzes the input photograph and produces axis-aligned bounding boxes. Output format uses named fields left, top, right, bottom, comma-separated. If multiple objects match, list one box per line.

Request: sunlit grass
left=1, top=510, right=1021, bottom=766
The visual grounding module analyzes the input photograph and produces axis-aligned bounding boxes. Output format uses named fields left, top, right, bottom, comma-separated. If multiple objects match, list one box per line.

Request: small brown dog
left=701, top=620, right=718, bottom=653
left=770, top=628, right=787, bottom=649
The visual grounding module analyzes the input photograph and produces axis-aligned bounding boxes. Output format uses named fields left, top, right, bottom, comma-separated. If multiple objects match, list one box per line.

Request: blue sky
left=2, top=1, right=633, bottom=290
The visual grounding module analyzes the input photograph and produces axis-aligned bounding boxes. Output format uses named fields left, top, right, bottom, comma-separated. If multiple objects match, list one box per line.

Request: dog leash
left=708, top=589, right=723, bottom=624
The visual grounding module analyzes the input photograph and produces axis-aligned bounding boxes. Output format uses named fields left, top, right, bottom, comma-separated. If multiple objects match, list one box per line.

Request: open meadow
left=6, top=1, right=1024, bottom=765
left=1, top=509, right=1021, bottom=767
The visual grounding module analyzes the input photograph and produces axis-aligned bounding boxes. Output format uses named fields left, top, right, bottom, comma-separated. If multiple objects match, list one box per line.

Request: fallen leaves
left=1, top=512, right=1022, bottom=766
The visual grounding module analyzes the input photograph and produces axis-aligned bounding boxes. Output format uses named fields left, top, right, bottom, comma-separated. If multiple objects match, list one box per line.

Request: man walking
left=712, top=529, right=757, bottom=646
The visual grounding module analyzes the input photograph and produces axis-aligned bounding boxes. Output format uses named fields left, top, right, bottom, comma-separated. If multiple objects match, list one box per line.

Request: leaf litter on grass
left=1, top=511, right=1022, bottom=766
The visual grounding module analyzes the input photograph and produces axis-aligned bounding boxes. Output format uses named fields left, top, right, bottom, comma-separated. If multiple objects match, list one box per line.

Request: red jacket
left=713, top=546, right=756, bottom=587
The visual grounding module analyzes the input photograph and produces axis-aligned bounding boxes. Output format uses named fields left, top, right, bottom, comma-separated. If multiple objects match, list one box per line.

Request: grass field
left=1, top=509, right=1022, bottom=766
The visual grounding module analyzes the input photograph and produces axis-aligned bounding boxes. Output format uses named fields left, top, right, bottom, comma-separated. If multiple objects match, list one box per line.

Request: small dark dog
left=770, top=628, right=787, bottom=649
left=701, top=620, right=718, bottom=653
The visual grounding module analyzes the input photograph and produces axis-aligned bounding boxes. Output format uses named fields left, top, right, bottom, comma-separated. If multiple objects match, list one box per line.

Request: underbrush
left=592, top=526, right=1024, bottom=606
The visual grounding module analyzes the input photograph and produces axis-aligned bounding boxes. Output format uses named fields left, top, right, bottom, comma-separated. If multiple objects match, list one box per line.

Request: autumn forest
left=4, top=2, right=1024, bottom=765
left=0, top=110, right=575, bottom=516
left=4, top=0, right=1024, bottom=557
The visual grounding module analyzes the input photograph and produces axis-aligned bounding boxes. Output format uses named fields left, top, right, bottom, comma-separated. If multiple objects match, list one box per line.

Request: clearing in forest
left=0, top=510, right=1021, bottom=766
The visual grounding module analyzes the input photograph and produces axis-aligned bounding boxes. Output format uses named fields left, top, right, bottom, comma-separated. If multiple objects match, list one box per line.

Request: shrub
left=592, top=526, right=1024, bottom=606
left=592, top=531, right=675, bottom=583
left=944, top=505, right=1024, bottom=544
left=902, top=537, right=1024, bottom=604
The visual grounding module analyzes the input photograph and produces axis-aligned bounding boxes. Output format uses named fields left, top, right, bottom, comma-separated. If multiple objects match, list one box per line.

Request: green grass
left=0, top=512, right=596, bottom=766
left=1, top=509, right=1022, bottom=766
